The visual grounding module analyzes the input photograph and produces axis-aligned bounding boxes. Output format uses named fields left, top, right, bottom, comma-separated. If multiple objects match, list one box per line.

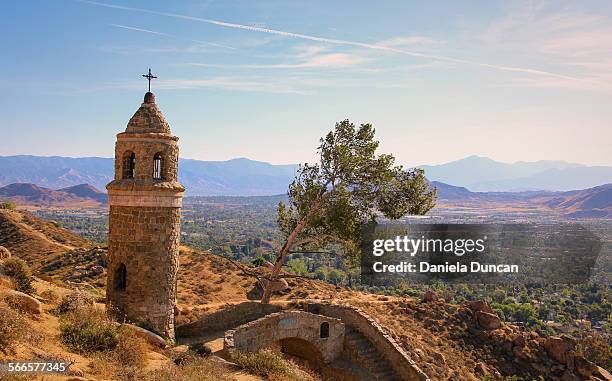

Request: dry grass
left=232, top=349, right=320, bottom=381
left=142, top=357, right=237, bottom=381
left=0, top=305, right=29, bottom=354
left=86, top=324, right=149, bottom=380
left=55, top=289, right=95, bottom=314
left=60, top=306, right=117, bottom=354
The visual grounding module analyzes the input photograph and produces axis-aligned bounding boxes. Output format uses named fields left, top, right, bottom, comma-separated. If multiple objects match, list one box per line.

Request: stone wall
left=106, top=205, right=180, bottom=340
left=224, top=311, right=345, bottom=364
left=306, top=303, right=429, bottom=381
left=176, top=301, right=282, bottom=338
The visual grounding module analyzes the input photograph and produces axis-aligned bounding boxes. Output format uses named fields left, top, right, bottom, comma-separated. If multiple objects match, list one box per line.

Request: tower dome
left=125, top=92, right=171, bottom=134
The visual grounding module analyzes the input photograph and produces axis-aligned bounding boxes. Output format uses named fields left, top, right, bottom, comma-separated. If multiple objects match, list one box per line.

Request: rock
left=122, top=324, right=167, bottom=347
left=574, top=356, right=596, bottom=378
left=431, top=350, right=446, bottom=365
left=474, top=362, right=488, bottom=376
left=531, top=362, right=548, bottom=375
left=69, top=367, right=85, bottom=377
left=475, top=310, right=502, bottom=330
left=3, top=289, right=42, bottom=314
left=512, top=334, right=526, bottom=347
left=263, top=277, right=289, bottom=293
left=466, top=300, right=494, bottom=314
left=0, top=245, right=11, bottom=260
left=544, top=336, right=575, bottom=364
left=513, top=345, right=531, bottom=361
left=65, top=377, right=88, bottom=381
left=560, top=370, right=580, bottom=381
left=594, top=366, right=612, bottom=381
left=422, top=290, right=438, bottom=302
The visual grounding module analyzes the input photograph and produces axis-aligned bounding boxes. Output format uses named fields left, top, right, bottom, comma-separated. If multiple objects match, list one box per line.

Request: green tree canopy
left=261, top=119, right=436, bottom=303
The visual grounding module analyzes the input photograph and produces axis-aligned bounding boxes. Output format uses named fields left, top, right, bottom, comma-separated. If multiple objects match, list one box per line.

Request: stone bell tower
left=106, top=88, right=184, bottom=341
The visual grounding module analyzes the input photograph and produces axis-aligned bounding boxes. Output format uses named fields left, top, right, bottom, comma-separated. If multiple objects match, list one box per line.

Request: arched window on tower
left=153, top=153, right=163, bottom=180
left=114, top=263, right=127, bottom=291
left=320, top=322, right=330, bottom=338
left=123, top=152, right=136, bottom=179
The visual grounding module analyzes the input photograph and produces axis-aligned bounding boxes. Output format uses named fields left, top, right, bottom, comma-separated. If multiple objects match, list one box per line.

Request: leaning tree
left=260, top=119, right=436, bottom=304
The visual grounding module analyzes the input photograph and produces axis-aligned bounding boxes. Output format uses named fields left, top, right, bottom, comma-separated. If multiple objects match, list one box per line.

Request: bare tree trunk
left=261, top=202, right=322, bottom=304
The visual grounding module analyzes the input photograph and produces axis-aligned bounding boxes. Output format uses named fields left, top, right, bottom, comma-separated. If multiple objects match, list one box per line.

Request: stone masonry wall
left=307, top=303, right=430, bottom=381
left=107, top=205, right=180, bottom=340
left=114, top=134, right=179, bottom=182
left=176, top=302, right=282, bottom=338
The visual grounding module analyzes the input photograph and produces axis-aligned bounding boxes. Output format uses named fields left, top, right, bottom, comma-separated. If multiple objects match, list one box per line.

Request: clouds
left=84, top=0, right=584, bottom=83
left=482, top=1, right=612, bottom=91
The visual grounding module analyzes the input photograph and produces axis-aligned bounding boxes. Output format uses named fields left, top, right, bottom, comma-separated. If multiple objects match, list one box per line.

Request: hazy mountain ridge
left=0, top=183, right=107, bottom=206
left=0, top=155, right=297, bottom=196
left=2, top=155, right=612, bottom=196
left=419, top=155, right=612, bottom=191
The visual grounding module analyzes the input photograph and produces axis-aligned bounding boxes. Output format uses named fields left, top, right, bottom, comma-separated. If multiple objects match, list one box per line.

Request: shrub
left=56, top=289, right=95, bottom=314
left=0, top=201, right=16, bottom=210
left=232, top=349, right=319, bottom=381
left=39, top=289, right=59, bottom=303
left=143, top=357, right=236, bottom=381
left=60, top=306, right=117, bottom=353
left=2, top=258, right=35, bottom=294
left=576, top=331, right=612, bottom=370
left=188, top=342, right=212, bottom=357
left=0, top=305, right=29, bottom=354
left=113, top=326, right=147, bottom=368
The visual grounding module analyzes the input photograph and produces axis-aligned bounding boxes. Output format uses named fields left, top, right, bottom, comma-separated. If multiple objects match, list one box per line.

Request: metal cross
left=142, top=68, right=157, bottom=92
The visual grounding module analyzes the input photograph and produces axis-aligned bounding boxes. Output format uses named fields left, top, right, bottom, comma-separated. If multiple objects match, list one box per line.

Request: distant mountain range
left=2, top=180, right=610, bottom=217
left=0, top=183, right=106, bottom=206
left=431, top=181, right=612, bottom=217
left=0, top=155, right=297, bottom=196
left=1, top=155, right=612, bottom=196
left=419, top=155, right=612, bottom=192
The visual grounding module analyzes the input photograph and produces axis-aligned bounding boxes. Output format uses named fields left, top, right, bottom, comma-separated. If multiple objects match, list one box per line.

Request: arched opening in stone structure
left=276, top=337, right=325, bottom=370
left=320, top=322, right=330, bottom=338
left=123, top=151, right=136, bottom=179
left=114, top=263, right=127, bottom=291
left=153, top=153, right=163, bottom=180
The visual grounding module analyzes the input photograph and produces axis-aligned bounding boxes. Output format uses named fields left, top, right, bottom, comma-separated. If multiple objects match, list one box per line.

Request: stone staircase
left=344, top=328, right=402, bottom=381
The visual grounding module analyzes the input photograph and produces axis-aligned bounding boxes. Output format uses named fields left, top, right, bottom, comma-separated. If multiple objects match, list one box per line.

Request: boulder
left=594, top=366, right=612, bottom=381
left=262, top=277, right=289, bottom=293
left=122, top=324, right=167, bottom=347
left=475, top=310, right=502, bottom=330
left=466, top=300, right=494, bottom=314
left=544, top=336, right=575, bottom=365
left=422, top=290, right=438, bottom=302
left=3, top=289, right=42, bottom=314
left=0, top=245, right=11, bottom=260
left=574, top=355, right=596, bottom=378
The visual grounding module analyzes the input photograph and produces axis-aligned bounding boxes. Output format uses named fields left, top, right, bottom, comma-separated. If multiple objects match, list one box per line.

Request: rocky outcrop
left=3, top=289, right=42, bottom=314
left=544, top=336, right=576, bottom=365
left=0, top=245, right=11, bottom=260
left=475, top=311, right=502, bottom=330
left=122, top=324, right=167, bottom=348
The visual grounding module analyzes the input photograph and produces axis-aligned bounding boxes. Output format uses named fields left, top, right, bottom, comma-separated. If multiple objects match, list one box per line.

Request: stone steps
left=344, top=328, right=401, bottom=381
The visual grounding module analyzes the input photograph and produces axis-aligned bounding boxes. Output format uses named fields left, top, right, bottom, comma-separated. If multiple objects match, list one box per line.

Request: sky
left=1, top=0, right=611, bottom=166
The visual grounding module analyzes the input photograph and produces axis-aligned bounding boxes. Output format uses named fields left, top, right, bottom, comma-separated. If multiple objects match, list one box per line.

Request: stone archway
left=224, top=311, right=345, bottom=364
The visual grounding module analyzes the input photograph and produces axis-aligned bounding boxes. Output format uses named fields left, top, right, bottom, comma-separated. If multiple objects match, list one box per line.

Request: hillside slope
left=0, top=183, right=106, bottom=207
left=0, top=210, right=609, bottom=380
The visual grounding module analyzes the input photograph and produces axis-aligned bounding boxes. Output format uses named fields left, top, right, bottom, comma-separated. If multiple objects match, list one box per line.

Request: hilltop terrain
left=1, top=208, right=610, bottom=380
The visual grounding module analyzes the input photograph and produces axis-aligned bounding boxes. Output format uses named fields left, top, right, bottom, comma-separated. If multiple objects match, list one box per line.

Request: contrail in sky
left=84, top=0, right=584, bottom=82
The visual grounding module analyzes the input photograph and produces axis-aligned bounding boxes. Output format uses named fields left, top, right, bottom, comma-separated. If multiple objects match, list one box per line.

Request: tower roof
left=125, top=92, right=171, bottom=134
